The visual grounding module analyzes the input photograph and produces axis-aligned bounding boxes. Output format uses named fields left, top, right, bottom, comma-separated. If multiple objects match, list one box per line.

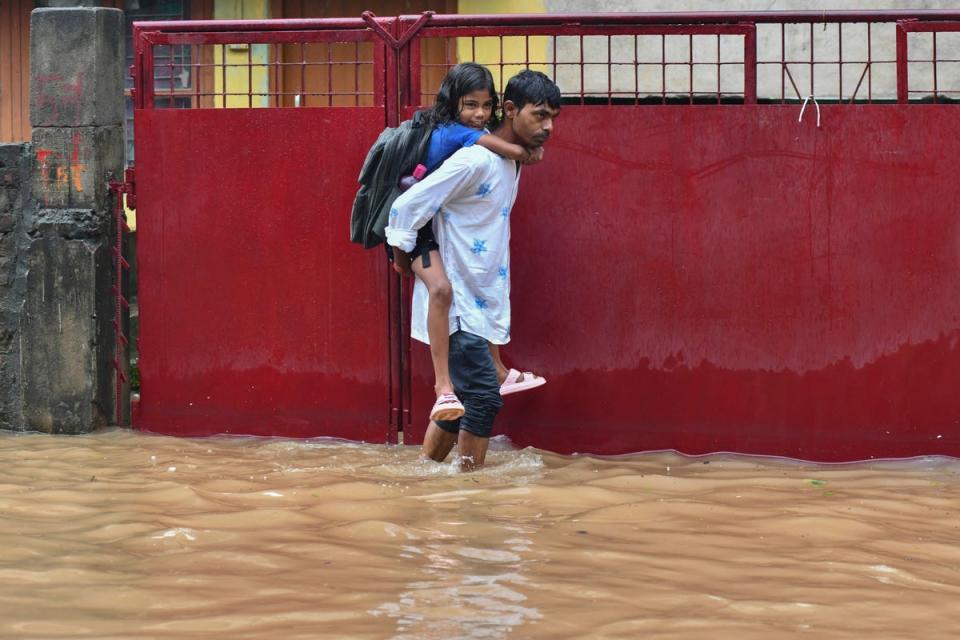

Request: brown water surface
left=1, top=429, right=959, bottom=639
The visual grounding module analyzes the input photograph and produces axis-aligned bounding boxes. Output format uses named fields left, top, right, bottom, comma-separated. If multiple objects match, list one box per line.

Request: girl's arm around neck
left=475, top=133, right=529, bottom=162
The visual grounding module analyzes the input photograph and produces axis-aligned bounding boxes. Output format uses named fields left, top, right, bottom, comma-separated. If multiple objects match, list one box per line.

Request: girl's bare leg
left=488, top=344, right=510, bottom=385
left=490, top=345, right=544, bottom=390
left=412, top=250, right=455, bottom=397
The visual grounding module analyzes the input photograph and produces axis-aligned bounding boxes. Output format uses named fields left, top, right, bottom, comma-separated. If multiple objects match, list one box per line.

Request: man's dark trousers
left=435, top=330, right=503, bottom=437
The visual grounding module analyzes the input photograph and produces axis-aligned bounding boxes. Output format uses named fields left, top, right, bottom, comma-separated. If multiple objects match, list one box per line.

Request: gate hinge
left=109, top=166, right=137, bottom=210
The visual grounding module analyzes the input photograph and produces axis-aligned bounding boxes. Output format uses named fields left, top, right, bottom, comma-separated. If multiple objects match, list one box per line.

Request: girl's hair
left=427, top=62, right=500, bottom=128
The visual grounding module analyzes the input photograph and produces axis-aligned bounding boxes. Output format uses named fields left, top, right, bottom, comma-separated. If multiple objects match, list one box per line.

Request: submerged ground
left=1, top=429, right=958, bottom=639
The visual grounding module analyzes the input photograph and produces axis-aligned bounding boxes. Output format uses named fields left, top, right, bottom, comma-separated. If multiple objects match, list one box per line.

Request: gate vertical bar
left=108, top=172, right=133, bottom=426
left=392, top=13, right=436, bottom=444
left=385, top=17, right=404, bottom=444
left=373, top=38, right=385, bottom=107
left=359, top=13, right=404, bottom=444
left=142, top=33, right=156, bottom=108
left=396, top=14, right=430, bottom=444
left=868, top=23, right=873, bottom=102
left=409, top=36, right=421, bottom=108
left=132, top=25, right=144, bottom=108
left=932, top=31, right=938, bottom=103
left=838, top=24, right=843, bottom=100
left=744, top=23, right=757, bottom=103
left=896, top=22, right=908, bottom=103
left=384, top=18, right=400, bottom=127
left=397, top=19, right=411, bottom=114
left=397, top=16, right=413, bottom=444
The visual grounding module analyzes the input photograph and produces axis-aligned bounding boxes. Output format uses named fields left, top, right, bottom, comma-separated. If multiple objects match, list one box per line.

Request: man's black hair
left=503, top=70, right=561, bottom=112
left=427, top=62, right=500, bottom=128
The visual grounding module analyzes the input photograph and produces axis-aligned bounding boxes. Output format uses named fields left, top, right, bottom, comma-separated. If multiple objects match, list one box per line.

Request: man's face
left=505, top=100, right=560, bottom=148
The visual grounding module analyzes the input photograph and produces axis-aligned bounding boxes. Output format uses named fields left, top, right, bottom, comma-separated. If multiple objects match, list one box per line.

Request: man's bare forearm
left=392, top=246, right=412, bottom=276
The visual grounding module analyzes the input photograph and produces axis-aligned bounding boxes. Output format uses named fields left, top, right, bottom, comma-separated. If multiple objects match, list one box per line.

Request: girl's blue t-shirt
left=424, top=122, right=485, bottom=172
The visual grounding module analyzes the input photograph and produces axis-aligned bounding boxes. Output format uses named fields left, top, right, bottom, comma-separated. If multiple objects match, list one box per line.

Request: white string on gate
left=798, top=95, right=821, bottom=128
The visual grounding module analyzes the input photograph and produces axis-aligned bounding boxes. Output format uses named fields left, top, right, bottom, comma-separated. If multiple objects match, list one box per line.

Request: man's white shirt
left=385, top=144, right=520, bottom=346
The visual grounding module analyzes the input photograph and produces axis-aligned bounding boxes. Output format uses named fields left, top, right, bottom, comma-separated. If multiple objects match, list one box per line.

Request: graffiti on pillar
left=70, top=132, right=86, bottom=193
left=34, top=71, right=89, bottom=206
left=36, top=147, right=67, bottom=207
left=35, top=133, right=87, bottom=207
left=35, top=73, right=85, bottom=127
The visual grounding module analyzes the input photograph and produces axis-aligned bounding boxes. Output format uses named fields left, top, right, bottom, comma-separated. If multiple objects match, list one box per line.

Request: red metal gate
left=131, top=18, right=398, bottom=440
left=397, top=11, right=960, bottom=460
left=131, top=11, right=960, bottom=460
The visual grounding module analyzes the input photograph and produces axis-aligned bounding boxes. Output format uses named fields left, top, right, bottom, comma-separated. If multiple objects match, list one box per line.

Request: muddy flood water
left=1, top=429, right=959, bottom=639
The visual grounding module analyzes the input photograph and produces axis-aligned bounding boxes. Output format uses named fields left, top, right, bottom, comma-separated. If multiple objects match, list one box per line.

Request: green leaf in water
left=808, top=479, right=827, bottom=486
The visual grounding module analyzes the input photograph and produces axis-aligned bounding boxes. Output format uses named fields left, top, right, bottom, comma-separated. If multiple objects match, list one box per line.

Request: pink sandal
left=430, top=392, right=465, bottom=421
left=500, top=368, right=547, bottom=396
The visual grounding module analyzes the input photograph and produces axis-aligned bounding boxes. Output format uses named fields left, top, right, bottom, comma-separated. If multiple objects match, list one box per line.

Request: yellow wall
left=214, top=0, right=271, bottom=107
left=456, top=0, right=548, bottom=92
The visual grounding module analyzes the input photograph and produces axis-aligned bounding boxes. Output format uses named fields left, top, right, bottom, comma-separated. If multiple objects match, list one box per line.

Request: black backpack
left=350, top=110, right=434, bottom=249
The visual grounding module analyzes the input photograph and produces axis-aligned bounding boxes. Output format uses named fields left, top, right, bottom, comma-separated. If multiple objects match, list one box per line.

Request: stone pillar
left=0, top=144, right=30, bottom=431
left=20, top=7, right=126, bottom=433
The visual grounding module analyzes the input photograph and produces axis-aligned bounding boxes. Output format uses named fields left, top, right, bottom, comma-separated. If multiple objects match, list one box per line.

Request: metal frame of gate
left=128, top=11, right=960, bottom=459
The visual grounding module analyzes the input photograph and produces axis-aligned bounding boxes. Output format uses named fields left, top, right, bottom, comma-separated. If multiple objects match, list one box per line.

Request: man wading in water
left=386, top=70, right=561, bottom=471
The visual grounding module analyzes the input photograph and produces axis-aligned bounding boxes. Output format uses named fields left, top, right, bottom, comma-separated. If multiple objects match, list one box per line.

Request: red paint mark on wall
left=35, top=72, right=85, bottom=126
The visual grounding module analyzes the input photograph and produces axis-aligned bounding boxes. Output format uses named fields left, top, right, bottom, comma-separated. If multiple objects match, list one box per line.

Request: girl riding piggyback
left=392, top=63, right=547, bottom=422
